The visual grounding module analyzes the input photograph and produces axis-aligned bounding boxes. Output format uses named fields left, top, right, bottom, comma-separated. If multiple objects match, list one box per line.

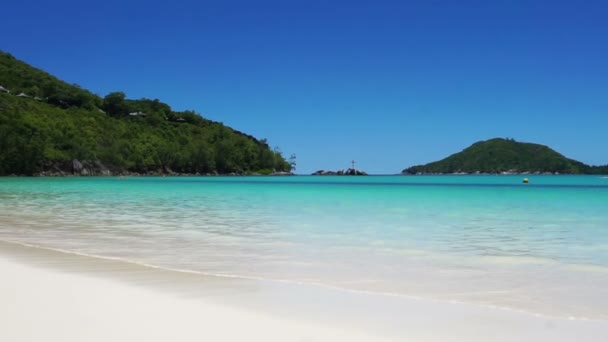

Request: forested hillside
left=403, top=138, right=608, bottom=175
left=0, top=51, right=291, bottom=176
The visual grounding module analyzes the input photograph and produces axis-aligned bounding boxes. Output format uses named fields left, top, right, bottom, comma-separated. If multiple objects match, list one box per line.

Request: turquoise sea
left=1, top=175, right=607, bottom=319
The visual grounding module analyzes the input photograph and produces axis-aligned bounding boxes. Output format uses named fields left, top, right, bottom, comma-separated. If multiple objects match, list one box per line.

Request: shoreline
left=1, top=238, right=603, bottom=322
left=2, top=239, right=608, bottom=341
left=0, top=240, right=394, bottom=342
left=2, top=173, right=608, bottom=178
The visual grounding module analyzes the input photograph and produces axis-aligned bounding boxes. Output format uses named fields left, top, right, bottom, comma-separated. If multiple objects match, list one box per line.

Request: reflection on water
left=1, top=176, right=608, bottom=319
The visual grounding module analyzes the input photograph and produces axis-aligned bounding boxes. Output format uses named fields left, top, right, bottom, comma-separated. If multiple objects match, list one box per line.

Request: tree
left=288, top=153, right=296, bottom=172
left=103, top=91, right=127, bottom=117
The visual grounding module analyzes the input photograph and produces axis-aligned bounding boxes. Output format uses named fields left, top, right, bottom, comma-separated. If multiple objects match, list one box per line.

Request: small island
left=312, top=168, right=368, bottom=176
left=402, top=138, right=608, bottom=175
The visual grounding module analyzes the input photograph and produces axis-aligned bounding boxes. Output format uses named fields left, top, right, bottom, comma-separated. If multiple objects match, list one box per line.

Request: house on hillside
left=0, top=86, right=10, bottom=93
left=16, top=92, right=31, bottom=98
left=129, top=111, right=147, bottom=116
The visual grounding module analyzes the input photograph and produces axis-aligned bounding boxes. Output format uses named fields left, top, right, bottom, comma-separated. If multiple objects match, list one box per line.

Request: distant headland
left=402, top=138, right=608, bottom=175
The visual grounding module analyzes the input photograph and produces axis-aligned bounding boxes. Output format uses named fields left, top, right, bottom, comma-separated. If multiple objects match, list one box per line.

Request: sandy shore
left=0, top=253, right=394, bottom=341
left=1, top=241, right=608, bottom=342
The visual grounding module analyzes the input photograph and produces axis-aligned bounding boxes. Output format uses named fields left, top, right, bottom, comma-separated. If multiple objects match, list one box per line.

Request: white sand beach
left=0, top=253, right=393, bottom=342
left=1, top=241, right=608, bottom=342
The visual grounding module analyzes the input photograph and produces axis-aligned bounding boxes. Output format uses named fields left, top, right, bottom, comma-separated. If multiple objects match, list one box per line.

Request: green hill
left=0, top=51, right=291, bottom=176
left=402, top=138, right=608, bottom=175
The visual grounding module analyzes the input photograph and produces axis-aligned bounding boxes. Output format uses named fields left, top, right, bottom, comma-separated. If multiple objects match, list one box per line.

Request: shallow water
left=1, top=175, right=607, bottom=319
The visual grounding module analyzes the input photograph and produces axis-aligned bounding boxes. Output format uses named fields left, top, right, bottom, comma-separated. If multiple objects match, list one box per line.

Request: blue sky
left=3, top=0, right=607, bottom=173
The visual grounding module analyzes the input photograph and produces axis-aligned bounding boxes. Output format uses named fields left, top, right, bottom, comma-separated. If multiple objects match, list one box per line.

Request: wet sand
left=1, top=240, right=607, bottom=342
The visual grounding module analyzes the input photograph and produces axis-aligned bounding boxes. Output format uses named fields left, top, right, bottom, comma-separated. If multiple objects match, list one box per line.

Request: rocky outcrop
left=312, top=170, right=337, bottom=176
left=348, top=168, right=367, bottom=175
left=271, top=171, right=294, bottom=176
left=34, top=160, right=293, bottom=177
left=37, top=159, right=112, bottom=176
left=74, top=160, right=111, bottom=176
left=72, top=159, right=84, bottom=174
left=37, top=164, right=69, bottom=177
left=312, top=168, right=368, bottom=176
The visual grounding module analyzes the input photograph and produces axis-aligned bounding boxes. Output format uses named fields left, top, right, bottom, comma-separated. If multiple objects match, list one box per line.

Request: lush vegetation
left=0, top=51, right=291, bottom=176
left=402, top=138, right=608, bottom=175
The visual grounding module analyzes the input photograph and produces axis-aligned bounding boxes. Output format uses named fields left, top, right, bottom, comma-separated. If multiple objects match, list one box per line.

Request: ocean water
left=1, top=175, right=607, bottom=319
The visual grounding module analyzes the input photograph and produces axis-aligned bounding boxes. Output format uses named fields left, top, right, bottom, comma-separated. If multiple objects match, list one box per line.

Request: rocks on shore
left=34, top=160, right=295, bottom=177
left=312, top=168, right=368, bottom=176
left=270, top=171, right=295, bottom=176
left=38, top=159, right=112, bottom=176
left=72, top=159, right=112, bottom=176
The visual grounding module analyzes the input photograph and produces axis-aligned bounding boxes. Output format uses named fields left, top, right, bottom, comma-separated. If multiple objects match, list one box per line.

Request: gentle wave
left=2, top=176, right=607, bottom=322
left=119, top=177, right=608, bottom=189
left=0, top=238, right=602, bottom=323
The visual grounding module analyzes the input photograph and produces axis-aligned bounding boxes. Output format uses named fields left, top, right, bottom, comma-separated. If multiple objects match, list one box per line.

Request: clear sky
left=3, top=0, right=607, bottom=174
